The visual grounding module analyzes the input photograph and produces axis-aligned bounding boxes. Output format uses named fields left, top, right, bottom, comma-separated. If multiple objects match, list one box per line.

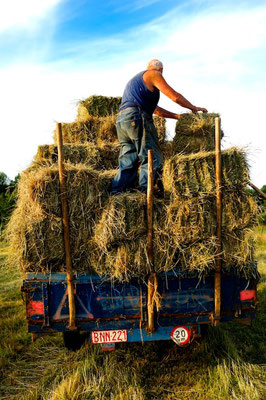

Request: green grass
left=0, top=231, right=265, bottom=400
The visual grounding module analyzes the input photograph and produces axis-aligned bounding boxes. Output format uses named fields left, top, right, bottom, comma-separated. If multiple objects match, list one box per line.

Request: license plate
left=91, top=329, right=127, bottom=344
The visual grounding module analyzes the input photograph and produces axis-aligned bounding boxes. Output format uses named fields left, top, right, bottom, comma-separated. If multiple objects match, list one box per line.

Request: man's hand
left=191, top=106, right=208, bottom=113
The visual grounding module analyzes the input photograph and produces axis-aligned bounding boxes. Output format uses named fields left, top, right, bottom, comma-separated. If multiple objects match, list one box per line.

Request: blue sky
left=0, top=0, right=266, bottom=186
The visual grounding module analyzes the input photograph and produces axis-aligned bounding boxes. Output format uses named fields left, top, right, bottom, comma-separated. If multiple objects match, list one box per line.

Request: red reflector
left=240, top=290, right=255, bottom=301
left=28, top=301, right=44, bottom=315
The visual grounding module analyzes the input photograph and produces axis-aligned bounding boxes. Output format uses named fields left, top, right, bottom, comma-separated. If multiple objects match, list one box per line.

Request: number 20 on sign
left=170, top=326, right=191, bottom=346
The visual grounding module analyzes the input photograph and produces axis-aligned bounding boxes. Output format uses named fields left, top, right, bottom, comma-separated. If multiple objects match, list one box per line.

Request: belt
left=118, top=106, right=140, bottom=114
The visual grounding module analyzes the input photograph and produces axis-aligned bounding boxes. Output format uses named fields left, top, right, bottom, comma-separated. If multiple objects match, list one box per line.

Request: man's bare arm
left=148, top=70, right=207, bottom=113
left=153, top=106, right=180, bottom=119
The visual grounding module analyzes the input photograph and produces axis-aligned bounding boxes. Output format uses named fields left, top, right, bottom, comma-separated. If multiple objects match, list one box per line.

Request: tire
left=63, top=330, right=83, bottom=351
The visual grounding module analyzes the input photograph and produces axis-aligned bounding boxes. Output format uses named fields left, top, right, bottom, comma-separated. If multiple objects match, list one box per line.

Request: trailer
left=21, top=265, right=258, bottom=350
left=20, top=120, right=258, bottom=351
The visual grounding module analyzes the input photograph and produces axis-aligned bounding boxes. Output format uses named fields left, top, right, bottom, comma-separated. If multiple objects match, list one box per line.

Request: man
left=111, top=59, right=207, bottom=193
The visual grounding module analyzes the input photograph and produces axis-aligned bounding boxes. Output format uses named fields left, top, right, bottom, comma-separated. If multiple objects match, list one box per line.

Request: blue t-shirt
left=119, top=70, right=160, bottom=116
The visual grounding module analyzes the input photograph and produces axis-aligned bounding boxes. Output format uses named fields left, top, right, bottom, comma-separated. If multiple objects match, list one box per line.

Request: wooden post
left=214, top=117, right=222, bottom=326
left=56, top=122, right=77, bottom=330
left=147, top=150, right=156, bottom=333
left=248, top=181, right=266, bottom=200
left=147, top=150, right=154, bottom=267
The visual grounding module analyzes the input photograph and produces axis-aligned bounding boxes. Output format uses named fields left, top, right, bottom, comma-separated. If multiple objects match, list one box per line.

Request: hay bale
left=171, top=229, right=255, bottom=275
left=165, top=197, right=216, bottom=244
left=33, top=143, right=120, bottom=170
left=165, top=192, right=258, bottom=245
left=93, top=193, right=147, bottom=250
left=91, top=187, right=257, bottom=281
left=173, top=113, right=223, bottom=154
left=97, top=115, right=117, bottom=143
left=34, top=144, right=99, bottom=167
left=90, top=239, right=148, bottom=281
left=66, top=110, right=165, bottom=146
left=7, top=166, right=116, bottom=273
left=77, top=96, right=121, bottom=119
left=90, top=228, right=256, bottom=280
left=55, top=116, right=118, bottom=145
left=91, top=233, right=178, bottom=282
left=158, top=229, right=255, bottom=275
left=91, top=196, right=172, bottom=281
left=163, top=148, right=249, bottom=199
left=93, top=195, right=167, bottom=251
left=222, top=229, right=256, bottom=269
left=60, top=119, right=97, bottom=144
left=96, top=143, right=119, bottom=170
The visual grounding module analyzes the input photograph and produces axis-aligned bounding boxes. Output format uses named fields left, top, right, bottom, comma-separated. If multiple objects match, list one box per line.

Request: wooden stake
left=214, top=117, right=222, bottom=326
left=147, top=272, right=157, bottom=333
left=147, top=150, right=156, bottom=333
left=56, top=122, right=77, bottom=330
left=248, top=181, right=266, bottom=200
left=147, top=150, right=154, bottom=267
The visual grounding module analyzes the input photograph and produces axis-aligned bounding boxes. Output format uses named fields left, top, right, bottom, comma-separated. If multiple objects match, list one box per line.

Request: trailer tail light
left=27, top=300, right=44, bottom=316
left=240, top=290, right=256, bottom=301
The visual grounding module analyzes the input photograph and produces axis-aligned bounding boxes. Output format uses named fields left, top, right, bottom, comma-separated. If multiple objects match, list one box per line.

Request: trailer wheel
left=200, top=324, right=209, bottom=338
left=63, top=331, right=83, bottom=351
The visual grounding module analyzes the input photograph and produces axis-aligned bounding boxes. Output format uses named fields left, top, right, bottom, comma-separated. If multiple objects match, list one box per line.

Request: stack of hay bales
left=7, top=100, right=258, bottom=281
left=162, top=148, right=257, bottom=274
left=7, top=165, right=116, bottom=273
left=32, top=143, right=120, bottom=171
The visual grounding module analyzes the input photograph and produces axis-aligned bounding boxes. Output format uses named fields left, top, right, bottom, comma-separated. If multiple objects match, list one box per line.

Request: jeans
left=111, top=107, right=163, bottom=193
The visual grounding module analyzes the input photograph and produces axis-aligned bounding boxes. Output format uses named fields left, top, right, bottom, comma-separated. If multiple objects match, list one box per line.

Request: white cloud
left=178, top=9, right=265, bottom=50
left=0, top=0, right=63, bottom=33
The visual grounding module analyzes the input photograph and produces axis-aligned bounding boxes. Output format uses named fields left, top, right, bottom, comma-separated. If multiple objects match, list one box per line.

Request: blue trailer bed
left=21, top=265, right=258, bottom=349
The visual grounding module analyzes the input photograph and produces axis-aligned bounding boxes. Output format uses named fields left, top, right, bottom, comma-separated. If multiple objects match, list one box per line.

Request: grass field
left=0, top=228, right=265, bottom=400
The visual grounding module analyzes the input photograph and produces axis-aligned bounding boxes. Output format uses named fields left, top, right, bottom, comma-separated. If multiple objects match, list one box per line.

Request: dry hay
left=7, top=143, right=258, bottom=281
left=164, top=192, right=258, bottom=245
left=77, top=96, right=122, bottom=119
left=93, top=193, right=147, bottom=248
left=91, top=232, right=178, bottom=281
left=6, top=165, right=116, bottom=273
left=97, top=115, right=117, bottom=142
left=173, top=113, right=224, bottom=154
left=163, top=147, right=249, bottom=199
left=90, top=188, right=258, bottom=280
left=90, top=229, right=256, bottom=281
left=60, top=119, right=97, bottom=143
left=59, top=115, right=166, bottom=145
left=93, top=194, right=166, bottom=251
left=153, top=116, right=166, bottom=144
left=76, top=96, right=166, bottom=142
left=161, top=141, right=174, bottom=159
left=33, top=143, right=119, bottom=170
left=54, top=115, right=118, bottom=145
left=171, top=229, right=255, bottom=275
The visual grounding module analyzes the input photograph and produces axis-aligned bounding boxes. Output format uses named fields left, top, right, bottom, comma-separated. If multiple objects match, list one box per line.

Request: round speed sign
left=170, top=326, right=191, bottom=346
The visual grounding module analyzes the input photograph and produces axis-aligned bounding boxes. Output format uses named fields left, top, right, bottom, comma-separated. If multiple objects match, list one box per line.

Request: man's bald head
left=147, top=59, right=163, bottom=71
